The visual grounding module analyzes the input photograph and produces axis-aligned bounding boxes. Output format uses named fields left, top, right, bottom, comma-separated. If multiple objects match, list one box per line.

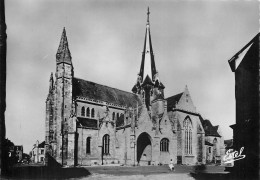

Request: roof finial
left=147, top=7, right=150, bottom=24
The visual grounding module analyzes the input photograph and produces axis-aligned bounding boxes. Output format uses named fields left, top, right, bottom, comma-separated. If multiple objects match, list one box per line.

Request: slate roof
left=56, top=28, right=72, bottom=65
left=73, top=77, right=141, bottom=107
left=166, top=93, right=183, bottom=111
left=228, top=33, right=259, bottom=72
left=38, top=141, right=45, bottom=148
left=77, top=117, right=98, bottom=129
left=201, top=119, right=221, bottom=137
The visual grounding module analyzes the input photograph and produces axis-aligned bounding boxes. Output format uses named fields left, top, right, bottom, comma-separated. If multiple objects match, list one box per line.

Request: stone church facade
left=45, top=10, right=224, bottom=166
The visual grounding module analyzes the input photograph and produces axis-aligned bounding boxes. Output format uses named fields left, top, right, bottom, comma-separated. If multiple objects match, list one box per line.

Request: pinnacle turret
left=49, top=72, right=54, bottom=92
left=56, top=28, right=72, bottom=65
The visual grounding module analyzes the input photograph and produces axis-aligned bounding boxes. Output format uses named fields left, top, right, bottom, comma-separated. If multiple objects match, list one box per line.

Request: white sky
left=5, top=0, right=259, bottom=153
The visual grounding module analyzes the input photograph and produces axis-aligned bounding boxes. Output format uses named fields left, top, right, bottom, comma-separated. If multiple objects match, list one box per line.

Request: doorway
left=137, top=132, right=152, bottom=165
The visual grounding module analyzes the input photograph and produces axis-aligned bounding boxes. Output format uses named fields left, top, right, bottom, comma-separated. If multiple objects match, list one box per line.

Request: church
left=45, top=9, right=224, bottom=166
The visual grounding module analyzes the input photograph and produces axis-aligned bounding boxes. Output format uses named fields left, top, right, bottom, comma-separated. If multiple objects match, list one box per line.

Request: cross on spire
left=147, top=7, right=150, bottom=24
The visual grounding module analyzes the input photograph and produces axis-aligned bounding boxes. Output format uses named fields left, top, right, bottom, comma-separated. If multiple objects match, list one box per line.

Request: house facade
left=31, top=141, right=45, bottom=163
left=228, top=33, right=259, bottom=179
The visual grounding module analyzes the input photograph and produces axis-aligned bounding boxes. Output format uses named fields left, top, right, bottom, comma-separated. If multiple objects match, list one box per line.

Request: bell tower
left=54, top=28, right=74, bottom=165
left=132, top=8, right=165, bottom=115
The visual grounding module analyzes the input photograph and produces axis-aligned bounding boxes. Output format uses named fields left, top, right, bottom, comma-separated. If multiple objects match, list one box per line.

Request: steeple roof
left=139, top=7, right=157, bottom=82
left=56, top=28, right=72, bottom=65
left=141, top=75, right=154, bottom=87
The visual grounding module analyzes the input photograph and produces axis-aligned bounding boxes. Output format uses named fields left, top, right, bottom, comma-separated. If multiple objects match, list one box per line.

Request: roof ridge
left=73, top=77, right=138, bottom=96
left=166, top=92, right=183, bottom=99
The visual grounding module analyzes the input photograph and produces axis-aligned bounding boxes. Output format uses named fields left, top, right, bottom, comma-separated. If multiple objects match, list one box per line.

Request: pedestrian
left=169, top=159, right=174, bottom=171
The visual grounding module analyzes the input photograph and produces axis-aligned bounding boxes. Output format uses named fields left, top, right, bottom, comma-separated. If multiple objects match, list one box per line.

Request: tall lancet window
left=86, top=107, right=90, bottom=117
left=81, top=107, right=85, bottom=117
left=91, top=108, right=95, bottom=118
left=103, top=134, right=110, bottom=155
left=112, top=112, right=115, bottom=120
left=184, top=117, right=192, bottom=155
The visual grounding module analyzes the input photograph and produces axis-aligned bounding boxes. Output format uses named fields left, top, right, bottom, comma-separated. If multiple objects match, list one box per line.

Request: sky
left=5, top=0, right=259, bottom=153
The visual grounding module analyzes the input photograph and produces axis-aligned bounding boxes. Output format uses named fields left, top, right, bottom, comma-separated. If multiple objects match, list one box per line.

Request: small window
left=41, top=149, right=44, bottom=154
left=116, top=113, right=119, bottom=120
left=160, top=138, right=169, bottom=152
left=81, top=107, right=85, bottom=116
left=91, top=108, right=95, bottom=118
left=209, top=147, right=211, bottom=153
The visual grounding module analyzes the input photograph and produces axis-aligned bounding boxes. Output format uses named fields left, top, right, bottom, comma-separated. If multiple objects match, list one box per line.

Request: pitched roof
left=73, top=77, right=141, bottom=107
left=38, top=141, right=45, bottom=148
left=201, top=119, right=221, bottom=137
left=77, top=117, right=98, bottom=129
left=166, top=93, right=183, bottom=111
left=228, top=33, right=259, bottom=72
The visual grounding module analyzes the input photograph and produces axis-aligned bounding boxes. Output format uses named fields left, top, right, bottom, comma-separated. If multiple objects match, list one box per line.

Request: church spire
left=139, top=7, right=157, bottom=82
left=56, top=27, right=72, bottom=65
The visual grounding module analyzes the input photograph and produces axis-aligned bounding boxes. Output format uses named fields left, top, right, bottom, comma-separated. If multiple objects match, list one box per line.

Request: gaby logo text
left=223, top=147, right=246, bottom=164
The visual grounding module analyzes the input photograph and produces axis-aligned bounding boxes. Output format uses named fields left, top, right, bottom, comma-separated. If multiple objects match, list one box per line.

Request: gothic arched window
left=91, top=108, right=95, bottom=118
left=112, top=112, right=115, bottom=120
left=184, top=117, right=192, bottom=155
left=160, top=138, right=169, bottom=152
left=103, top=134, right=110, bottom=155
left=86, top=137, right=91, bottom=154
left=81, top=107, right=85, bottom=117
left=86, top=107, right=90, bottom=117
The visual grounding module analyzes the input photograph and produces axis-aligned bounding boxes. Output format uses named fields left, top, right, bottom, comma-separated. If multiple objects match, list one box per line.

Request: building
left=200, top=119, right=225, bottom=164
left=9, top=145, right=23, bottom=163
left=228, top=33, right=259, bottom=179
left=45, top=9, right=224, bottom=166
left=31, top=141, right=45, bottom=163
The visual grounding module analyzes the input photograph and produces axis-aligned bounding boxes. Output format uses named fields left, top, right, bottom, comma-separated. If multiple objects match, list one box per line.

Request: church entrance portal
left=137, top=132, right=152, bottom=165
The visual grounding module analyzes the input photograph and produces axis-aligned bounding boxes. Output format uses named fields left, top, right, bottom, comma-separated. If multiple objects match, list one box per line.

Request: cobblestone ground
left=0, top=164, right=226, bottom=180
left=73, top=165, right=226, bottom=180
left=83, top=173, right=195, bottom=180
